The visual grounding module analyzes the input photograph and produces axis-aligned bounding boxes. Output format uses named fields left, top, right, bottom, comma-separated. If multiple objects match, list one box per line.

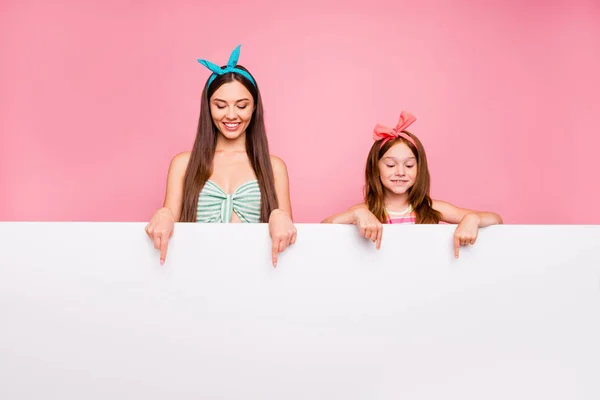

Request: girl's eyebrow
left=382, top=156, right=416, bottom=162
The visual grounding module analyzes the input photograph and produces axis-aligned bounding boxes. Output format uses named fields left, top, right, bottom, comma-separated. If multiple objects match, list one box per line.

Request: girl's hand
left=453, top=213, right=480, bottom=258
left=353, top=208, right=383, bottom=250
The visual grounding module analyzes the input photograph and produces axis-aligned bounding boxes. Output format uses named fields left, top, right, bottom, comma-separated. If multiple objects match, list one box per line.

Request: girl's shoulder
left=349, top=203, right=369, bottom=211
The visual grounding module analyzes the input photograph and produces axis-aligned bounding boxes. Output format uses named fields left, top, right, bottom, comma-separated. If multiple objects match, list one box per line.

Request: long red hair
left=364, top=133, right=441, bottom=224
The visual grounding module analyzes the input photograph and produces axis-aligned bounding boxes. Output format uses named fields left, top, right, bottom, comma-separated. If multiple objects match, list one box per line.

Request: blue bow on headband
left=197, top=45, right=256, bottom=88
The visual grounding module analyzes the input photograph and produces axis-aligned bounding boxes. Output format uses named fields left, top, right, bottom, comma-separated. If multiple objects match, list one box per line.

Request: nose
left=225, top=106, right=237, bottom=120
left=395, top=165, right=405, bottom=176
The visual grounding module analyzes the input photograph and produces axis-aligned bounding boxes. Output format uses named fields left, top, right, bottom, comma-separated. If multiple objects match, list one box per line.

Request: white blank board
left=1, top=222, right=599, bottom=399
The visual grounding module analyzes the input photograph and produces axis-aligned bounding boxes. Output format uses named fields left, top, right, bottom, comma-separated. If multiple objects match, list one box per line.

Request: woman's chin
left=219, top=130, right=244, bottom=140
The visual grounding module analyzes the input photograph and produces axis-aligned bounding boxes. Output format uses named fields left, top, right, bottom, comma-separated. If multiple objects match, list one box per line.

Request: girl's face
left=209, top=80, right=255, bottom=140
left=378, top=142, right=418, bottom=195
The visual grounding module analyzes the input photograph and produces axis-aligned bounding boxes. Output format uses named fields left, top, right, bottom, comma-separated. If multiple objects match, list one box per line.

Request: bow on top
left=197, top=45, right=256, bottom=87
left=373, top=111, right=417, bottom=147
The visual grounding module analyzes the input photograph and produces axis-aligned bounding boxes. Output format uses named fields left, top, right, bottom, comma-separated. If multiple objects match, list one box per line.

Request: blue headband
left=197, top=45, right=257, bottom=88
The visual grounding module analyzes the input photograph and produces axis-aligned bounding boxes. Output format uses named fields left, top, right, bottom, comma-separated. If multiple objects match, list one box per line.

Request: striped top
left=196, top=180, right=261, bottom=223
left=387, top=205, right=417, bottom=224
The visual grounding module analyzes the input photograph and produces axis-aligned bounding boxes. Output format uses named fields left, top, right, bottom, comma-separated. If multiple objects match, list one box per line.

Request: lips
left=223, top=122, right=240, bottom=131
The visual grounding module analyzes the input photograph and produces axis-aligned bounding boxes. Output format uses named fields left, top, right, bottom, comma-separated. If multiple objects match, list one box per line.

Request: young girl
left=145, top=45, right=296, bottom=267
left=322, top=111, right=502, bottom=258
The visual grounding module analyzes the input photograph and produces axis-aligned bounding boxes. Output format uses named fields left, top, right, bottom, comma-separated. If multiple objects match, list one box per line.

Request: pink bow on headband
left=373, top=111, right=417, bottom=147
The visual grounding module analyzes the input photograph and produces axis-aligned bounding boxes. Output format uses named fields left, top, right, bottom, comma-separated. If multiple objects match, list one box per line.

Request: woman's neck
left=215, top=131, right=246, bottom=152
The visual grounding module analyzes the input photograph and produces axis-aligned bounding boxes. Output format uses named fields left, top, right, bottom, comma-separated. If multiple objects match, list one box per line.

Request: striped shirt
left=196, top=180, right=261, bottom=223
left=387, top=205, right=416, bottom=224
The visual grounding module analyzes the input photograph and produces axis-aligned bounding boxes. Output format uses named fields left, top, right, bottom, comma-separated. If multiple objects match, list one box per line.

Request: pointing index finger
left=454, top=236, right=460, bottom=259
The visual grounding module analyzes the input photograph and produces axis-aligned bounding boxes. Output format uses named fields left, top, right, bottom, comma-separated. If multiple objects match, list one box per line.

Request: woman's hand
left=269, top=209, right=297, bottom=268
left=145, top=207, right=175, bottom=265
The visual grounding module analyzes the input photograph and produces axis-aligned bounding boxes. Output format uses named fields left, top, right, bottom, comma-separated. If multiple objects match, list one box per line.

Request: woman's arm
left=270, top=155, right=293, bottom=220
left=268, top=156, right=296, bottom=267
left=145, top=152, right=190, bottom=264
left=160, top=152, right=191, bottom=222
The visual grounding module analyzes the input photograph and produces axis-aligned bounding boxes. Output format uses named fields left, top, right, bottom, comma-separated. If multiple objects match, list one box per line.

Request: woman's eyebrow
left=212, top=98, right=250, bottom=103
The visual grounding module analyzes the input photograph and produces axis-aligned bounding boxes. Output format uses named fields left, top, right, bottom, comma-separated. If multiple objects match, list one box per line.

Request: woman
left=146, top=45, right=296, bottom=267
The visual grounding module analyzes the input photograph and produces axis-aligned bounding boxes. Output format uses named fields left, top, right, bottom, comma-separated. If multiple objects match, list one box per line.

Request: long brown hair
left=364, top=132, right=441, bottom=224
left=179, top=65, right=278, bottom=222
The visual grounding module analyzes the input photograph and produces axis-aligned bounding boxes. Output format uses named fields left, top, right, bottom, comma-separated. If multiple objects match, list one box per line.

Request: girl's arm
left=432, top=200, right=503, bottom=227
left=322, top=204, right=383, bottom=249
left=321, top=203, right=368, bottom=224
left=433, top=200, right=503, bottom=258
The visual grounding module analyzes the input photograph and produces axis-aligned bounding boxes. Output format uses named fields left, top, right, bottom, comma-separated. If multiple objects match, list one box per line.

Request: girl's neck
left=384, top=192, right=411, bottom=212
left=215, top=131, right=246, bottom=152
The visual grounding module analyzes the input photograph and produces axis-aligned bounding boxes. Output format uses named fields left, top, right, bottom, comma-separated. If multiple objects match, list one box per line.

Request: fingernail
left=273, top=262, right=277, bottom=268
left=160, top=259, right=164, bottom=265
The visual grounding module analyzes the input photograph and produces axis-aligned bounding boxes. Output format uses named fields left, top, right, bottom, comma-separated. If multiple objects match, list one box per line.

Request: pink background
left=1, top=0, right=599, bottom=224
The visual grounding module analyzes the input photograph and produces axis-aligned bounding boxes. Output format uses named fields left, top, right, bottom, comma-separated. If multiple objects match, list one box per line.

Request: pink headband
left=373, top=111, right=417, bottom=148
